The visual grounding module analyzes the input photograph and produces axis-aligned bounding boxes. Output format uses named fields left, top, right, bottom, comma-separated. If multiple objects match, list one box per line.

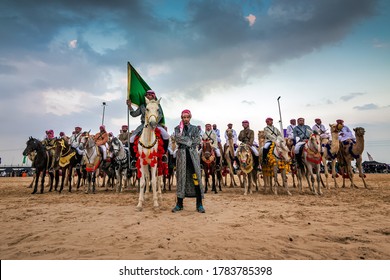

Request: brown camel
left=337, top=127, right=368, bottom=188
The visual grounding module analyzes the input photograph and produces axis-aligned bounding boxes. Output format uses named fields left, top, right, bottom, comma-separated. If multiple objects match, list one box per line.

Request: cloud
left=241, top=100, right=255, bottom=105
left=68, top=39, right=78, bottom=49
left=353, top=103, right=390, bottom=110
left=245, top=14, right=256, bottom=27
left=340, top=92, right=366, bottom=101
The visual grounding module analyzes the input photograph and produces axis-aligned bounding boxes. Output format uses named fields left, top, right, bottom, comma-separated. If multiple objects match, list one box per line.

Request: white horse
left=297, top=133, right=322, bottom=195
left=110, top=136, right=130, bottom=192
left=79, top=132, right=101, bottom=194
left=135, top=98, right=163, bottom=211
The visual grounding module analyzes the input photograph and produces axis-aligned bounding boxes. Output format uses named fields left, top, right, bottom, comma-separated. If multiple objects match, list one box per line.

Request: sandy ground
left=0, top=174, right=389, bottom=260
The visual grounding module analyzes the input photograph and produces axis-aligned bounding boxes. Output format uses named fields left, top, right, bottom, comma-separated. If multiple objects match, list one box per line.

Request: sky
left=1, top=0, right=389, bottom=166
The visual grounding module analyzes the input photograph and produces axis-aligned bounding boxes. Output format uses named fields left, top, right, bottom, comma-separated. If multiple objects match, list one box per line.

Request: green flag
left=127, top=62, right=165, bottom=125
left=127, top=62, right=151, bottom=106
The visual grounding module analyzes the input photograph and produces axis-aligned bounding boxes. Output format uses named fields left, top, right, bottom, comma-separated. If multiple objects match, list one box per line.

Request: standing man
left=172, top=110, right=205, bottom=213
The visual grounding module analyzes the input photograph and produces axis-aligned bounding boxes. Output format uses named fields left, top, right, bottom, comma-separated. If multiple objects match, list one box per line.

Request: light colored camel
left=321, top=123, right=341, bottom=188
left=223, top=128, right=238, bottom=187
left=338, top=127, right=368, bottom=189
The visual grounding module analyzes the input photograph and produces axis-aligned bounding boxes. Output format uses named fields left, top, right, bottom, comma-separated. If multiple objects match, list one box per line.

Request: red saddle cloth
left=133, top=128, right=168, bottom=178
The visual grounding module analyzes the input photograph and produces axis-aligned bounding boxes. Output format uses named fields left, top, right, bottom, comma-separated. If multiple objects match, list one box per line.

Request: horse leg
left=315, top=165, right=322, bottom=195
left=32, top=170, right=40, bottom=194
left=151, top=168, right=159, bottom=208
left=40, top=169, right=45, bottom=194
left=136, top=167, right=147, bottom=211
left=212, top=172, right=217, bottom=194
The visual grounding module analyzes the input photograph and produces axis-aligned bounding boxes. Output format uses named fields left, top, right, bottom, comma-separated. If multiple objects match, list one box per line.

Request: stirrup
left=197, top=205, right=205, bottom=213
left=216, top=164, right=221, bottom=171
left=130, top=160, right=137, bottom=170
left=172, top=205, right=183, bottom=213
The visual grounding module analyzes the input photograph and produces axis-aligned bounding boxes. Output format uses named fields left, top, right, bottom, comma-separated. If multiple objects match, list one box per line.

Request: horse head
left=110, top=137, right=123, bottom=157
left=145, top=98, right=161, bottom=129
left=308, top=132, right=321, bottom=154
left=275, top=137, right=291, bottom=162
left=237, top=143, right=252, bottom=169
left=23, top=137, right=40, bottom=156
left=201, top=140, right=215, bottom=161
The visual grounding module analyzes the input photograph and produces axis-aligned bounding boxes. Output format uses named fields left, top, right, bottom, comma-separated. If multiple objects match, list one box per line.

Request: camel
left=321, top=123, right=341, bottom=188
left=223, top=128, right=238, bottom=187
left=337, top=127, right=368, bottom=189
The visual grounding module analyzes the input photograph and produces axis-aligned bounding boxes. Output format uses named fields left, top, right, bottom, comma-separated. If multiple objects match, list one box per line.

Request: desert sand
left=0, top=174, right=389, bottom=260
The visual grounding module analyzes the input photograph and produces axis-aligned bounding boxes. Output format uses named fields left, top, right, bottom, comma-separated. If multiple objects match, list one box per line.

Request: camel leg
left=356, top=158, right=368, bottom=189
left=331, top=160, right=339, bottom=188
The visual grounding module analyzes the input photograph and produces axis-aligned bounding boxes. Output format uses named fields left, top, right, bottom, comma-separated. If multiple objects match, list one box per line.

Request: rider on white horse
left=93, top=125, right=109, bottom=166
left=127, top=89, right=169, bottom=167
left=293, top=117, right=313, bottom=154
left=262, top=117, right=283, bottom=164
left=69, top=126, right=84, bottom=156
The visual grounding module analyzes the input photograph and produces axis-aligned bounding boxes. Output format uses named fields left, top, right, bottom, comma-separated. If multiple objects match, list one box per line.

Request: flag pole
left=277, top=96, right=283, bottom=135
left=127, top=62, right=131, bottom=169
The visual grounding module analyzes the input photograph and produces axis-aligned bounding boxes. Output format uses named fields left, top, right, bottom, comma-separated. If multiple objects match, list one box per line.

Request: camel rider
left=126, top=89, right=170, bottom=167
left=337, top=119, right=355, bottom=143
left=94, top=125, right=109, bottom=165
left=118, top=125, right=130, bottom=147
left=59, top=132, right=69, bottom=142
left=293, top=117, right=313, bottom=154
left=262, top=117, right=283, bottom=164
left=202, top=123, right=222, bottom=170
left=224, top=123, right=238, bottom=149
left=312, top=118, right=329, bottom=139
left=286, top=119, right=296, bottom=140
left=41, top=129, right=56, bottom=172
left=237, top=120, right=259, bottom=169
left=69, top=126, right=84, bottom=156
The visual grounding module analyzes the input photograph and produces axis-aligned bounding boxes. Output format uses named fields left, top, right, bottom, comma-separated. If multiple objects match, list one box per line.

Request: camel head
left=329, top=123, right=341, bottom=133
left=354, top=127, right=365, bottom=137
left=258, top=130, right=265, bottom=140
